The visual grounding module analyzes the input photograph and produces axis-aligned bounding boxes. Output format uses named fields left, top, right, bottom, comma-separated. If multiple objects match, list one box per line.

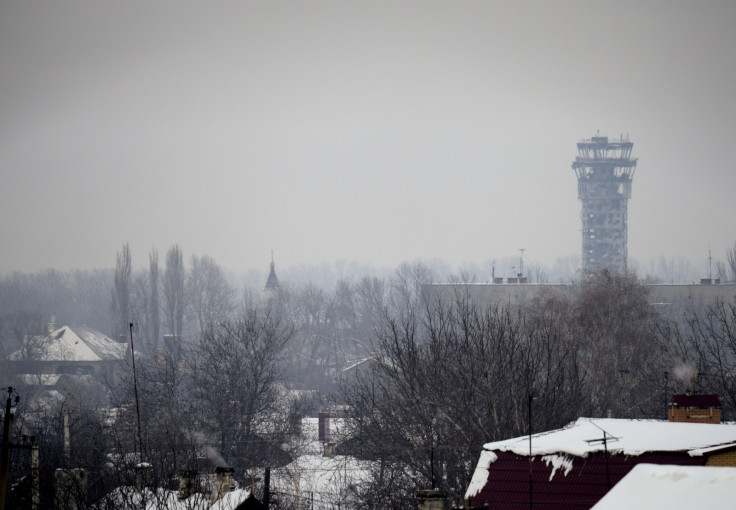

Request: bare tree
left=0, top=310, right=46, bottom=361
left=149, top=249, right=160, bottom=351
left=184, top=309, right=294, bottom=471
left=187, top=254, right=235, bottom=334
left=726, top=241, right=736, bottom=283
left=389, top=260, right=436, bottom=318
left=281, top=282, right=331, bottom=388
left=339, top=268, right=666, bottom=507
left=162, top=245, right=186, bottom=345
left=572, top=269, right=663, bottom=418
left=657, top=298, right=736, bottom=419
left=111, top=244, right=132, bottom=342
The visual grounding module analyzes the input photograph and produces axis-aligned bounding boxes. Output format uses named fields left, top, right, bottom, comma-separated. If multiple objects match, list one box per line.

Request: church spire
left=262, top=251, right=280, bottom=307
left=264, top=251, right=279, bottom=291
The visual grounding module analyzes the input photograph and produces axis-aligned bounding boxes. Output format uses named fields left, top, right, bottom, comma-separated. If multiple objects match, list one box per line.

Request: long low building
left=424, top=282, right=736, bottom=318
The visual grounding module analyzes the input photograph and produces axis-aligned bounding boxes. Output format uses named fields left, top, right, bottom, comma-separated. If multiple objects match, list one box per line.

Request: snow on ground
left=271, top=417, right=374, bottom=509
left=92, top=487, right=253, bottom=510
left=481, top=417, right=736, bottom=458
left=591, top=464, right=736, bottom=509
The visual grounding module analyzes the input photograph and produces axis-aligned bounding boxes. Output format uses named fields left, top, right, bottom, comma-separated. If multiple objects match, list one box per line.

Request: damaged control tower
left=572, top=134, right=637, bottom=273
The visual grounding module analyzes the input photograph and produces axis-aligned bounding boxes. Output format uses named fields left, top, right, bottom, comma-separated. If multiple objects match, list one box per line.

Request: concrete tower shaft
left=572, top=135, right=637, bottom=273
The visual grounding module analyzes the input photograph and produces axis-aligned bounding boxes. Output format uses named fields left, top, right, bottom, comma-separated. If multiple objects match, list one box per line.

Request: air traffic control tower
left=572, top=135, right=637, bottom=273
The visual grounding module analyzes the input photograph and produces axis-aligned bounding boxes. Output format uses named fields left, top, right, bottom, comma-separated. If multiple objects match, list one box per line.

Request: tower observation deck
left=572, top=135, right=637, bottom=273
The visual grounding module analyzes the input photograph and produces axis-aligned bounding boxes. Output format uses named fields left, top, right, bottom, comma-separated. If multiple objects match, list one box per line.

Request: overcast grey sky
left=1, top=1, right=735, bottom=277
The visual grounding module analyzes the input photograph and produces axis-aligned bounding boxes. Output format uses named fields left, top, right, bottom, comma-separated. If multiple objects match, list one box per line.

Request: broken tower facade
left=572, top=135, right=637, bottom=273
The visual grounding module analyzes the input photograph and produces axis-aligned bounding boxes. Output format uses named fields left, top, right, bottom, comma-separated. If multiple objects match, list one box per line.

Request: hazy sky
left=2, top=1, right=735, bottom=277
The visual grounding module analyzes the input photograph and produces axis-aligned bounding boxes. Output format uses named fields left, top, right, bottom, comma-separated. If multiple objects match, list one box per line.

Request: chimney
left=47, top=314, right=58, bottom=334
left=177, top=470, right=196, bottom=500
left=323, top=442, right=336, bottom=457
left=211, top=467, right=235, bottom=501
left=135, top=463, right=153, bottom=492
left=668, top=394, right=722, bottom=424
left=318, top=411, right=330, bottom=443
left=54, top=469, right=87, bottom=510
left=417, top=489, right=447, bottom=510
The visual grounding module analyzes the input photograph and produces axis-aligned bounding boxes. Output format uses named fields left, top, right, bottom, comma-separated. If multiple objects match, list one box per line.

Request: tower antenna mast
left=129, top=323, right=144, bottom=463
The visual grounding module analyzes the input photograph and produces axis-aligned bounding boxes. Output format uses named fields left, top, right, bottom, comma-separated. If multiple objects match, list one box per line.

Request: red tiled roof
left=467, top=451, right=705, bottom=509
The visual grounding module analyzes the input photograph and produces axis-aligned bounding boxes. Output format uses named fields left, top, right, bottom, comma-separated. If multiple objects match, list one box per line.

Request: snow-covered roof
left=273, top=454, right=373, bottom=503
left=11, top=325, right=127, bottom=362
left=211, top=490, right=257, bottom=510
left=590, top=464, right=736, bottom=509
left=271, top=417, right=373, bottom=507
left=17, top=374, right=61, bottom=385
left=481, top=417, right=736, bottom=458
left=94, top=487, right=254, bottom=510
left=342, top=357, right=374, bottom=373
left=673, top=393, right=721, bottom=408
left=465, top=450, right=497, bottom=499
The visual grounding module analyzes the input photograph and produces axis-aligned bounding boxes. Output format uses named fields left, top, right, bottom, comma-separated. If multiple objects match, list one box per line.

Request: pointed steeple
left=264, top=250, right=279, bottom=290
left=262, top=251, right=280, bottom=307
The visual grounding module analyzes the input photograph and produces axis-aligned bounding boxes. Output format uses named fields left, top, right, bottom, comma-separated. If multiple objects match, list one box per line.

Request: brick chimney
left=47, top=314, right=58, bottom=334
left=668, top=394, right=722, bottom=424
left=211, top=467, right=235, bottom=502
left=323, top=442, right=336, bottom=457
left=54, top=469, right=86, bottom=510
left=177, top=470, right=196, bottom=500
left=318, top=411, right=330, bottom=443
left=417, top=489, right=447, bottom=510
left=135, top=462, right=153, bottom=492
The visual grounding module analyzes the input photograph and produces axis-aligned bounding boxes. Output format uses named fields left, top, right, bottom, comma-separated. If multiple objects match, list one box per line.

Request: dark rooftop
left=673, top=394, right=721, bottom=408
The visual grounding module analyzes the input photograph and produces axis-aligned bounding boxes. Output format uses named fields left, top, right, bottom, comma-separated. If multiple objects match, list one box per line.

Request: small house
left=668, top=393, right=722, bottom=424
left=5, top=323, right=128, bottom=385
left=465, top=417, right=736, bottom=509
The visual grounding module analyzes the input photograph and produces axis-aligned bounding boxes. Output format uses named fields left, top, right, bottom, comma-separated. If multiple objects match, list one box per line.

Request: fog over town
left=2, top=2, right=736, bottom=510
left=1, top=1, right=736, bottom=280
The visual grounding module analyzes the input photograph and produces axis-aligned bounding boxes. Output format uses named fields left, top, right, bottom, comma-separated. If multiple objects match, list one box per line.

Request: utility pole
left=528, top=394, right=535, bottom=510
left=31, top=443, right=39, bottom=510
left=64, top=411, right=71, bottom=462
left=263, top=467, right=270, bottom=510
left=664, top=371, right=669, bottom=420
left=129, top=323, right=144, bottom=463
left=0, top=387, right=20, bottom=510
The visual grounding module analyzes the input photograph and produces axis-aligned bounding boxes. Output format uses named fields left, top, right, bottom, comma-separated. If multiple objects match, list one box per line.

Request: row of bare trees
left=0, top=244, right=237, bottom=360
left=3, top=252, right=736, bottom=508
left=110, top=244, right=236, bottom=353
left=336, top=269, right=734, bottom=507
